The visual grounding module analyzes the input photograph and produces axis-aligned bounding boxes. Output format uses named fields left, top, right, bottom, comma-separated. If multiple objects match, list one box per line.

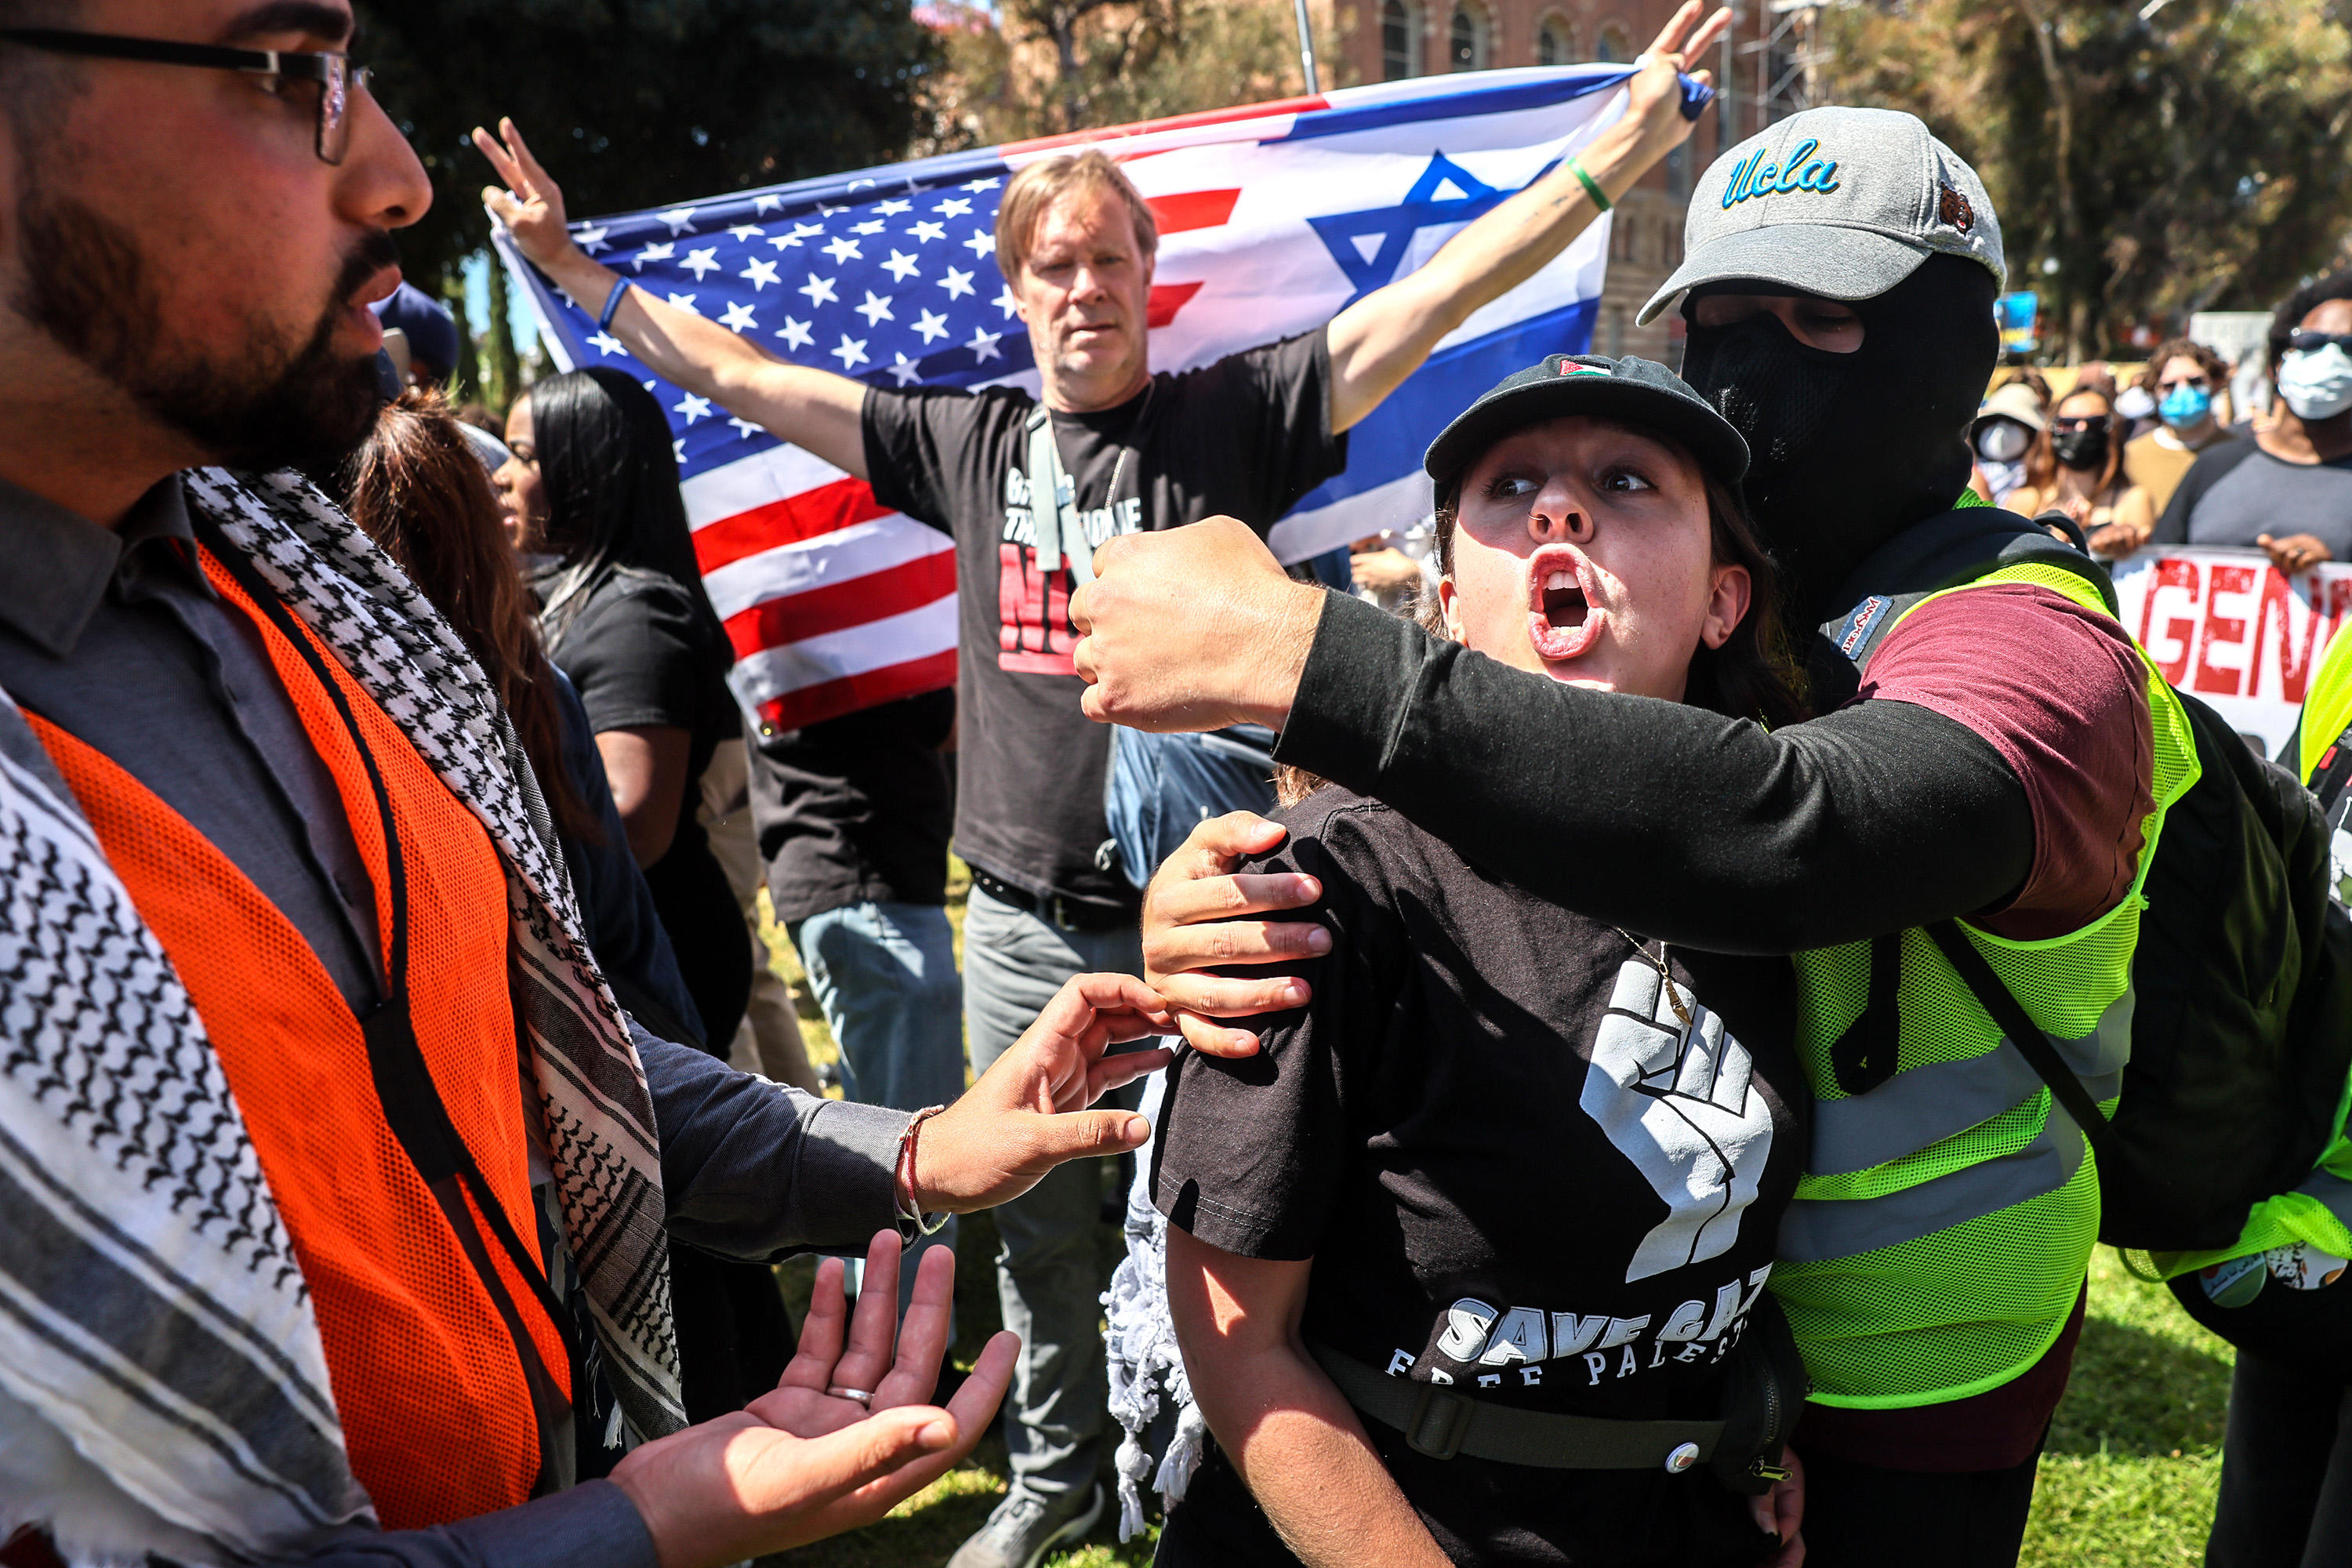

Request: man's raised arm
left=474, top=119, right=869, bottom=478
left=1323, top=1, right=1730, bottom=433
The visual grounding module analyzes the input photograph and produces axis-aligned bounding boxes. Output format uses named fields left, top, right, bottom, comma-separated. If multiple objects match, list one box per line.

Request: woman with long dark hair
left=334, top=388, right=702, bottom=1044
left=493, top=368, right=785, bottom=1425
left=496, top=366, right=753, bottom=1049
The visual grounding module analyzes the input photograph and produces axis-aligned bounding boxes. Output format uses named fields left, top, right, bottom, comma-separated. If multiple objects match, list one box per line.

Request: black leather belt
left=967, top=864, right=1137, bottom=934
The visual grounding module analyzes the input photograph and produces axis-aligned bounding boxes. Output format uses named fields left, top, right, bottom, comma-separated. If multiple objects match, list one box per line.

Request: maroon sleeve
left=1858, top=583, right=2154, bottom=942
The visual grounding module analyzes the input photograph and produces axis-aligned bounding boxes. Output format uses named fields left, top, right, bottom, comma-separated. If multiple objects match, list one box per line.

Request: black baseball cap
left=1422, top=353, right=1750, bottom=492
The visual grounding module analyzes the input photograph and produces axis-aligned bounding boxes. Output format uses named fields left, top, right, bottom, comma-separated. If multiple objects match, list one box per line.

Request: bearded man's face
left=0, top=0, right=428, bottom=478
left=15, top=180, right=394, bottom=469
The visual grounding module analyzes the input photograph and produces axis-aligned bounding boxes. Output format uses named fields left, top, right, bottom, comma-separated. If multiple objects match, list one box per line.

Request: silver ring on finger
left=827, top=1385, right=875, bottom=1406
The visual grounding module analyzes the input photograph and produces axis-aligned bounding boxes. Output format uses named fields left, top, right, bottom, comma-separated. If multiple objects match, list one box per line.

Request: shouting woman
left=1152, top=357, right=1811, bottom=1568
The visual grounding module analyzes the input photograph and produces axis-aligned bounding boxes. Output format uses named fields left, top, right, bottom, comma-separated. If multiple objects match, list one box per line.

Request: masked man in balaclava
left=1067, top=107, right=2189, bottom=1568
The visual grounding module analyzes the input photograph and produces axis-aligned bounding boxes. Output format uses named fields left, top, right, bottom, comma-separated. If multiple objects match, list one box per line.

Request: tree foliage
left=1817, top=0, right=2352, bottom=360
left=915, top=0, right=1319, bottom=150
left=358, top=1, right=942, bottom=292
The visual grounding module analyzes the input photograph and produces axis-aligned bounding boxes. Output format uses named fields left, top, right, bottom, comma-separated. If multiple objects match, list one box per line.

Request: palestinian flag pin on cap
left=1559, top=359, right=1610, bottom=376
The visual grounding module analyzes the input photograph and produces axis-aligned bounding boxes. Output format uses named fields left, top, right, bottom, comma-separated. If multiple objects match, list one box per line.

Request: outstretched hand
left=474, top=118, right=583, bottom=278
left=913, top=972, right=1175, bottom=1213
left=608, top=1231, right=1018, bottom=1568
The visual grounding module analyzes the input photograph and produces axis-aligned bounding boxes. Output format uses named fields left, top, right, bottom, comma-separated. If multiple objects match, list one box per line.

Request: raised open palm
left=607, top=1232, right=1019, bottom=1566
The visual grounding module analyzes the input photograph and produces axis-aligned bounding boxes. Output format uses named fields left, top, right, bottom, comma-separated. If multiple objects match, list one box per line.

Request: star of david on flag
left=498, top=65, right=1643, bottom=731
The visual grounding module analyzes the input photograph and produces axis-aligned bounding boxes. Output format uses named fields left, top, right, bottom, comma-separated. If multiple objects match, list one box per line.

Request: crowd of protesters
left=9, top=3, right=2352, bottom=1568
left=1967, top=310, right=2352, bottom=579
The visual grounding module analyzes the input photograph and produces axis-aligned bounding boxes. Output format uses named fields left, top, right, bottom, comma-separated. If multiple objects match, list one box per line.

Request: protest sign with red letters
left=2111, top=547, right=2352, bottom=759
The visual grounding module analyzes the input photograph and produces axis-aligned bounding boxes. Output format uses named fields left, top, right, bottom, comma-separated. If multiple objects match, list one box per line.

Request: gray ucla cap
left=1637, top=106, right=2004, bottom=326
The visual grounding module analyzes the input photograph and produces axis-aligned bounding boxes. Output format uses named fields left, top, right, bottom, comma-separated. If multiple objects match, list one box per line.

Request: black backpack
left=1814, top=508, right=2352, bottom=1254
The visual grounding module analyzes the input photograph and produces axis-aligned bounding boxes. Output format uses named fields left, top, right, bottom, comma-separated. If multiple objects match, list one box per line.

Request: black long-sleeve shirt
left=1272, top=587, right=2151, bottom=954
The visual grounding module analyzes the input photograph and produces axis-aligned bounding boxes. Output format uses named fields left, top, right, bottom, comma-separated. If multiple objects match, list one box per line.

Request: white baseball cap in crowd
left=1969, top=381, right=2047, bottom=443
left=1638, top=106, right=2005, bottom=326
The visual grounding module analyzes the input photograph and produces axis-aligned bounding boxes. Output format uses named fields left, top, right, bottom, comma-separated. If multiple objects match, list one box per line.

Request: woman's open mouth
left=1527, top=550, right=1601, bottom=661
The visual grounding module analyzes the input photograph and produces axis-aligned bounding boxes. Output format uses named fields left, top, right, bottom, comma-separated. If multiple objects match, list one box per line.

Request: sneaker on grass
left=946, top=1482, right=1105, bottom=1568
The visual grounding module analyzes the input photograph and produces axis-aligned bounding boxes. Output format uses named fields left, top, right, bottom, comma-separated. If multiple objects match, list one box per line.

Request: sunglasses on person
left=0, top=27, right=370, bottom=165
left=2050, top=415, right=2111, bottom=432
left=2288, top=329, right=2352, bottom=357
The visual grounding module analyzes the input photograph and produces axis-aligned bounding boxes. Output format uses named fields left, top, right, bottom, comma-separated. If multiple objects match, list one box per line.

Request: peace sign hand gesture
left=1624, top=2, right=1735, bottom=159
left=473, top=118, right=584, bottom=281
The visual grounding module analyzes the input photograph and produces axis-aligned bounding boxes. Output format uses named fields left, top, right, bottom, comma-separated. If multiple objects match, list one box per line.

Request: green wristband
left=1569, top=155, right=1613, bottom=213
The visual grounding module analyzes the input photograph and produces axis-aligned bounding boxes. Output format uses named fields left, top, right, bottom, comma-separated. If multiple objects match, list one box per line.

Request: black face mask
left=1679, top=254, right=1999, bottom=624
left=2051, top=425, right=2111, bottom=472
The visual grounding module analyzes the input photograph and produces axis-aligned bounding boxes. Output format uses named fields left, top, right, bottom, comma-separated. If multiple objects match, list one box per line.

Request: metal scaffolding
left=1741, top=0, right=1828, bottom=129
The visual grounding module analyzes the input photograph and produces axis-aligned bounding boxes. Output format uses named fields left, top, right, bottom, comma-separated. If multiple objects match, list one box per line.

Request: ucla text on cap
left=1720, top=137, right=1841, bottom=209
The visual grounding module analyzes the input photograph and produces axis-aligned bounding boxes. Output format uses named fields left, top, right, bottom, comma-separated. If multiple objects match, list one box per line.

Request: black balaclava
left=1678, top=252, right=1999, bottom=625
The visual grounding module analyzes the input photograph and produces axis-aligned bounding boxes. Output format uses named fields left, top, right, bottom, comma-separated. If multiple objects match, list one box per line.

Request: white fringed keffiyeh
left=1101, top=1069, right=1212, bottom=1542
left=0, top=470, right=684, bottom=1566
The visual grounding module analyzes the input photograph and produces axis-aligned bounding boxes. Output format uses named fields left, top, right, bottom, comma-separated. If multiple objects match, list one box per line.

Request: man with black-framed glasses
left=0, top=6, right=1193, bottom=1568
left=2154, top=272, right=2352, bottom=578
left=0, top=20, right=368, bottom=163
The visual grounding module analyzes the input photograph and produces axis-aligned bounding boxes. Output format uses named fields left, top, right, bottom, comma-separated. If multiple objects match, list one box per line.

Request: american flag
left=498, top=65, right=1648, bottom=731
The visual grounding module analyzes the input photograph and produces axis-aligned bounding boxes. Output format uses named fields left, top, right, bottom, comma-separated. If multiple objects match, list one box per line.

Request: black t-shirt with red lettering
left=860, top=332, right=1345, bottom=913
left=1152, top=786, right=1806, bottom=1567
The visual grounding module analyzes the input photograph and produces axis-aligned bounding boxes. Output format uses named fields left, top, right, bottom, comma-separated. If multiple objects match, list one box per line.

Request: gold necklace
left=1613, top=926, right=1693, bottom=1027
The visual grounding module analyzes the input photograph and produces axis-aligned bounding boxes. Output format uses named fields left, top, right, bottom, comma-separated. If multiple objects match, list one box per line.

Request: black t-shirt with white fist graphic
left=1153, top=786, right=1807, bottom=1568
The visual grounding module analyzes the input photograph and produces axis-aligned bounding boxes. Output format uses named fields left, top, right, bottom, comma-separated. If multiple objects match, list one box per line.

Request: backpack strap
left=1924, top=919, right=2114, bottom=1154
left=1828, top=507, right=2117, bottom=621
left=1817, top=506, right=2116, bottom=683
left=1828, top=932, right=1904, bottom=1093
left=2310, top=722, right=2352, bottom=815
left=1821, top=591, right=1933, bottom=676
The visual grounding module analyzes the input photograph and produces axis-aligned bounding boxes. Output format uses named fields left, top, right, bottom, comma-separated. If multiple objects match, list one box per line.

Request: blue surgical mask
left=2158, top=384, right=2212, bottom=430
left=2280, top=344, right=2352, bottom=423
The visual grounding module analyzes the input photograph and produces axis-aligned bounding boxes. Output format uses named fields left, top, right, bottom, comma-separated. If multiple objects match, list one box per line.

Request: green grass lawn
left=2020, top=1250, right=2230, bottom=1567
left=751, top=865, right=2231, bottom=1564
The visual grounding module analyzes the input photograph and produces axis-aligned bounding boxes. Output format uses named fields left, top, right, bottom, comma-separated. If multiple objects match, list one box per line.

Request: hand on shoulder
left=1136, top=811, right=1331, bottom=1058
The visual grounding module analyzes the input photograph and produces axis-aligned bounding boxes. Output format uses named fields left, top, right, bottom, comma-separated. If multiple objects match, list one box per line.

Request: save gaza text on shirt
left=1395, top=1262, right=1777, bottom=1392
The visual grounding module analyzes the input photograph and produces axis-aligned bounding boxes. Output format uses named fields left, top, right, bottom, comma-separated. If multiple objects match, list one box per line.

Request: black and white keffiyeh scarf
left=0, top=469, right=684, bottom=1564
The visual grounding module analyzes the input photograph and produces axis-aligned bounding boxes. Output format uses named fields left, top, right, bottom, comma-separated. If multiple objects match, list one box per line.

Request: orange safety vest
left=25, top=545, right=570, bottom=1530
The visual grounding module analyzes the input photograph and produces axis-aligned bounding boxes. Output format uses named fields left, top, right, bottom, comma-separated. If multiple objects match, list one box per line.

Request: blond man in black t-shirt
left=479, top=15, right=1731, bottom=1552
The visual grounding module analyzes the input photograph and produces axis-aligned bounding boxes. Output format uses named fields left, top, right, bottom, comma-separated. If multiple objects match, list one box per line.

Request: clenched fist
left=1069, top=517, right=1326, bottom=732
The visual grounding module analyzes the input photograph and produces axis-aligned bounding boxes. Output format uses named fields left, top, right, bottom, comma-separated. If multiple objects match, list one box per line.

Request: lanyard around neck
left=1024, top=379, right=1156, bottom=583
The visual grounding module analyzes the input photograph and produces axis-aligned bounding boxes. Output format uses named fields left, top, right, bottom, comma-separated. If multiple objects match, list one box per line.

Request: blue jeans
left=789, top=901, right=966, bottom=1309
left=963, top=884, right=1145, bottom=1504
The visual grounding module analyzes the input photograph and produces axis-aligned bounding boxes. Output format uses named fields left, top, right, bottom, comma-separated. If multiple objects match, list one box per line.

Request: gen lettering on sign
left=2112, top=548, right=2352, bottom=757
